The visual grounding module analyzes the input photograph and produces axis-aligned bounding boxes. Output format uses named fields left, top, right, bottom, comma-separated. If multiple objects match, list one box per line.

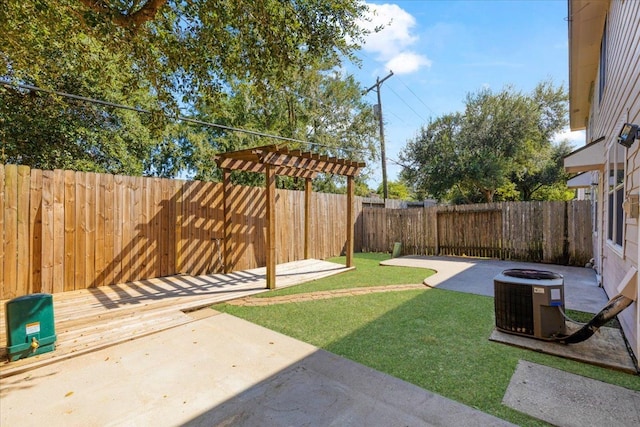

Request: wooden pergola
left=214, top=144, right=365, bottom=289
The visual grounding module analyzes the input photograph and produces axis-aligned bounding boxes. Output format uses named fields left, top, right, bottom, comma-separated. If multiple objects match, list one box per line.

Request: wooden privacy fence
left=1, top=165, right=360, bottom=299
left=1, top=164, right=593, bottom=299
left=359, top=201, right=593, bottom=266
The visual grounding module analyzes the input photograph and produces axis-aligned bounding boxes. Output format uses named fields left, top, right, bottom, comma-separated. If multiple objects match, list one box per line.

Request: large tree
left=400, top=81, right=569, bottom=203
left=1, top=1, right=367, bottom=104
left=170, top=66, right=378, bottom=189
left=0, top=0, right=373, bottom=178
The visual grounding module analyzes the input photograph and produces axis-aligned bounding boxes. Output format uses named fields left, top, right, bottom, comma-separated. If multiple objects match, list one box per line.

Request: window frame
left=606, top=141, right=625, bottom=253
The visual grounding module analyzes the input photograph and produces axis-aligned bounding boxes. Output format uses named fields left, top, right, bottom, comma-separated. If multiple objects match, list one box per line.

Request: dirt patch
left=226, top=284, right=428, bottom=306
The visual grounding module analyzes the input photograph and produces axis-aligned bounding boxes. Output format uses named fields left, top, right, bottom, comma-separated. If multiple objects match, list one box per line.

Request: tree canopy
left=0, top=0, right=377, bottom=187
left=376, top=180, right=413, bottom=200
left=1, top=1, right=368, bottom=105
left=400, top=81, right=572, bottom=203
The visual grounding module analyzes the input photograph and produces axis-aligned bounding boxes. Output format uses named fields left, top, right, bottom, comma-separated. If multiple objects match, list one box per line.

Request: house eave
left=569, top=0, right=610, bottom=131
left=564, top=137, right=606, bottom=173
left=567, top=171, right=596, bottom=188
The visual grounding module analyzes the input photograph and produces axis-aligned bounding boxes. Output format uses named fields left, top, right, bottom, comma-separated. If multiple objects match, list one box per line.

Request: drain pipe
left=555, top=267, right=637, bottom=344
left=554, top=294, right=633, bottom=344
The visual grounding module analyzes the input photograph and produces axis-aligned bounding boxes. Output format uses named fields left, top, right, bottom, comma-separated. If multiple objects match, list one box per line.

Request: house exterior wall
left=584, top=0, right=639, bottom=366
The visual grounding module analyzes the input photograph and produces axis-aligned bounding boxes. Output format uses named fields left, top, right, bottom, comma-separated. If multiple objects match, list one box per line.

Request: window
left=607, top=142, right=625, bottom=247
left=599, top=20, right=607, bottom=104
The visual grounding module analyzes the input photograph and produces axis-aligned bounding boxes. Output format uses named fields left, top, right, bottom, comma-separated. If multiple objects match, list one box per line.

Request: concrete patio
left=1, top=255, right=638, bottom=426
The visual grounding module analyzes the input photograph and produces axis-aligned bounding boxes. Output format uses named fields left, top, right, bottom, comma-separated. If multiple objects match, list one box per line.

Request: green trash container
left=5, top=293, right=57, bottom=361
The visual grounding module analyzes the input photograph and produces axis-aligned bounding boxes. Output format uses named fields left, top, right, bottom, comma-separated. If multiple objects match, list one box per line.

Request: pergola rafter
left=215, top=145, right=364, bottom=178
left=214, top=144, right=364, bottom=289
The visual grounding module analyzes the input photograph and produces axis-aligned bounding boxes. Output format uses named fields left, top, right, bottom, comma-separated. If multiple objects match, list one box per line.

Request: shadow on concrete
left=183, top=348, right=513, bottom=427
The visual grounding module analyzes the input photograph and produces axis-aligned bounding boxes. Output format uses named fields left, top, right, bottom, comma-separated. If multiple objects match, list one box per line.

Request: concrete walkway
left=1, top=312, right=514, bottom=427
left=381, top=255, right=608, bottom=313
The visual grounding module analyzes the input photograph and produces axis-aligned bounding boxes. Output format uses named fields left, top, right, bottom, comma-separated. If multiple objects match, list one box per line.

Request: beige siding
left=589, top=0, right=640, bottom=366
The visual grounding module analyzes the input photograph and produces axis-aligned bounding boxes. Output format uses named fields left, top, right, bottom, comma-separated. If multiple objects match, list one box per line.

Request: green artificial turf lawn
left=253, top=252, right=434, bottom=298
left=215, top=254, right=640, bottom=426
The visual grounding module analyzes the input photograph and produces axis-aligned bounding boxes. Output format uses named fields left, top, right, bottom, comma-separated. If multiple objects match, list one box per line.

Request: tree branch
left=79, top=0, right=167, bottom=28
left=529, top=183, right=544, bottom=198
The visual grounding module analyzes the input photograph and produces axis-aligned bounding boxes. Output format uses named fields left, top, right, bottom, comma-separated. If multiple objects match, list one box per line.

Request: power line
left=394, top=73, right=438, bottom=117
left=0, top=80, right=368, bottom=156
left=385, top=83, right=430, bottom=124
left=387, top=157, right=411, bottom=169
left=387, top=110, right=408, bottom=125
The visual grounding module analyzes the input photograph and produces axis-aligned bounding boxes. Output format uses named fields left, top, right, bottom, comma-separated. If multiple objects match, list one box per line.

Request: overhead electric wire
left=394, top=73, right=437, bottom=117
left=0, top=80, right=368, bottom=156
left=384, top=83, right=430, bottom=124
left=387, top=157, right=410, bottom=169
left=388, top=110, right=409, bottom=125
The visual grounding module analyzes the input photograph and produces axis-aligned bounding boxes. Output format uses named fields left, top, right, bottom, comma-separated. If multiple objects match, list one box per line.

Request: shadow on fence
left=1, top=164, right=593, bottom=299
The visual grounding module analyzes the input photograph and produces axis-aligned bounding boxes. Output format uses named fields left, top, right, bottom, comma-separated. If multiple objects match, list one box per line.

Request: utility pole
left=364, top=70, right=394, bottom=199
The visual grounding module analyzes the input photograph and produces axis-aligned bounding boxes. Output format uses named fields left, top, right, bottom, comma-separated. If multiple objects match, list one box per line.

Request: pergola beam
left=216, top=158, right=318, bottom=179
left=215, top=143, right=364, bottom=178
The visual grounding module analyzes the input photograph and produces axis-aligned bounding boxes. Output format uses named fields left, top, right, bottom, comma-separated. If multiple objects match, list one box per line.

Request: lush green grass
left=254, top=252, right=433, bottom=298
left=215, top=254, right=640, bottom=425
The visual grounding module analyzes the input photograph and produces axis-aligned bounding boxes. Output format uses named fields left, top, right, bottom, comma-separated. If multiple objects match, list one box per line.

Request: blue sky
left=347, top=0, right=584, bottom=188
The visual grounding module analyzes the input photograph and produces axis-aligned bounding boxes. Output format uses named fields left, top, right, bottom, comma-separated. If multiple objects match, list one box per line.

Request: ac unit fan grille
left=494, top=280, right=534, bottom=335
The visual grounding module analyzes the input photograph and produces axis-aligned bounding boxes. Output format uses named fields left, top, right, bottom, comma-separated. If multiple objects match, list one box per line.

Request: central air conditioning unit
left=494, top=269, right=566, bottom=340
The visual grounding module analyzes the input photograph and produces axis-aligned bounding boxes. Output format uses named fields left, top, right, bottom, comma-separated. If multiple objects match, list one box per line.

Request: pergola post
left=304, top=178, right=312, bottom=259
left=265, top=164, right=276, bottom=289
left=346, top=175, right=355, bottom=268
left=223, top=168, right=232, bottom=273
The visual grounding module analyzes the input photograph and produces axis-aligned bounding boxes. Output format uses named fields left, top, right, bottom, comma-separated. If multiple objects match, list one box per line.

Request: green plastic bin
left=5, top=293, right=57, bottom=361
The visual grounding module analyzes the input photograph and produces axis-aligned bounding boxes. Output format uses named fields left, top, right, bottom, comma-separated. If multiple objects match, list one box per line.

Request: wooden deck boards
left=0, top=259, right=352, bottom=378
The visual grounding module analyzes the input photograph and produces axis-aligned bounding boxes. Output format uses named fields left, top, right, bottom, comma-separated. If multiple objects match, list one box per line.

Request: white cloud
left=385, top=52, right=432, bottom=74
left=553, top=128, right=586, bottom=147
left=360, top=2, right=431, bottom=75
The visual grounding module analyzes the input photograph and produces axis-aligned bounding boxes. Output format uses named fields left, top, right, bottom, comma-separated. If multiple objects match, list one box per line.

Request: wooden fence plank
left=29, top=168, right=42, bottom=294
left=16, top=166, right=31, bottom=297
left=64, top=171, right=76, bottom=291
left=52, top=169, right=65, bottom=293
left=41, top=170, right=54, bottom=294
left=568, top=200, right=592, bottom=265
left=74, top=172, right=87, bottom=289
left=137, top=175, right=146, bottom=280
left=121, top=175, right=133, bottom=283
left=95, top=173, right=106, bottom=287
left=112, top=174, right=124, bottom=284
left=2, top=165, right=17, bottom=300
left=166, top=179, right=179, bottom=275
left=175, top=178, right=184, bottom=273
left=152, top=178, right=161, bottom=277
left=103, top=173, right=115, bottom=287
left=543, top=201, right=565, bottom=264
